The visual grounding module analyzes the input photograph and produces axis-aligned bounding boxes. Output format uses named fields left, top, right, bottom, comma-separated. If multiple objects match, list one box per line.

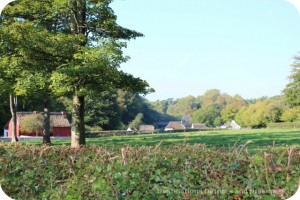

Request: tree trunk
left=9, top=94, right=18, bottom=142
left=69, top=0, right=87, bottom=36
left=69, top=0, right=87, bottom=148
left=71, top=94, right=85, bottom=148
left=42, top=97, right=51, bottom=144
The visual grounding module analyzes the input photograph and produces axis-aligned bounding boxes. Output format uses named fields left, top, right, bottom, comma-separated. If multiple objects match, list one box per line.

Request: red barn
left=8, top=112, right=71, bottom=138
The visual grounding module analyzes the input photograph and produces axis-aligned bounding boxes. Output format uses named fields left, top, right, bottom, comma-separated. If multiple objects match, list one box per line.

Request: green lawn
left=29, top=129, right=300, bottom=151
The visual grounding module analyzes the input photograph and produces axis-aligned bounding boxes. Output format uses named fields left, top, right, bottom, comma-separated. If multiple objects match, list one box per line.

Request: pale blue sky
left=112, top=0, right=300, bottom=101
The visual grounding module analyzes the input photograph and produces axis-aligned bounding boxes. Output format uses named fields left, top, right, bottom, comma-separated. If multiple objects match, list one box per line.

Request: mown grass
left=27, top=129, right=300, bottom=151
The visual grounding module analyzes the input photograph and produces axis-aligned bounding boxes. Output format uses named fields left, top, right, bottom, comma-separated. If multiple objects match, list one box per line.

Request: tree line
left=151, top=55, right=300, bottom=128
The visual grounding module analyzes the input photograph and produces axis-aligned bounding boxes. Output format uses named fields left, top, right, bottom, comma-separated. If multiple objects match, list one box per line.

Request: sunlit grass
left=24, top=129, right=300, bottom=152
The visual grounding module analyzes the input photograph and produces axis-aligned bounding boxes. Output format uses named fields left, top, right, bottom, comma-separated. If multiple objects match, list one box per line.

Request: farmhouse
left=164, top=121, right=186, bottom=131
left=7, top=112, right=71, bottom=138
left=191, top=123, right=207, bottom=129
left=139, top=125, right=155, bottom=132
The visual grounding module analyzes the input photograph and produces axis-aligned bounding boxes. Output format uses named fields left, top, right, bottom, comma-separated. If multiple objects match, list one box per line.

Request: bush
left=0, top=143, right=299, bottom=199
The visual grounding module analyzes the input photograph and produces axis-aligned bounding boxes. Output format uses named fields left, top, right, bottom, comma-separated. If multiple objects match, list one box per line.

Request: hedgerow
left=0, top=142, right=299, bottom=199
left=267, top=122, right=300, bottom=129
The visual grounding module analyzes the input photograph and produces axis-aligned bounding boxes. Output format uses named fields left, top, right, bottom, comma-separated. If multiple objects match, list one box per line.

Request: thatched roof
left=165, top=121, right=186, bottom=131
left=139, top=125, right=155, bottom=132
left=191, top=124, right=207, bottom=129
left=16, top=112, right=70, bottom=128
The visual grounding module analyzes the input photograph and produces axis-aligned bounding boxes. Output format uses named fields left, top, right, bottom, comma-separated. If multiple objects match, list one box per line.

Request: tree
left=85, top=90, right=122, bottom=130
left=281, top=107, right=300, bottom=122
left=9, top=95, right=18, bottom=142
left=221, top=94, right=245, bottom=122
left=151, top=98, right=176, bottom=114
left=200, top=89, right=221, bottom=107
left=49, top=0, right=151, bottom=147
left=0, top=45, right=19, bottom=142
left=166, top=96, right=198, bottom=118
left=193, top=104, right=222, bottom=127
left=264, top=101, right=283, bottom=123
left=1, top=0, right=79, bottom=144
left=235, top=99, right=282, bottom=128
left=20, top=113, right=44, bottom=136
left=221, top=105, right=239, bottom=122
left=284, top=55, right=300, bottom=107
left=129, top=113, right=143, bottom=130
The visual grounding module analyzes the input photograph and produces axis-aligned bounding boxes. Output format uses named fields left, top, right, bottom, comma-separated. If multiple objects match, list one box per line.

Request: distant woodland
left=1, top=83, right=300, bottom=133
left=1, top=54, right=300, bottom=132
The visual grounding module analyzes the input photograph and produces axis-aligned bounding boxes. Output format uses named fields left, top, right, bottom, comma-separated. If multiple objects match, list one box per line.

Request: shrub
left=20, top=114, right=44, bottom=136
left=0, top=143, right=299, bottom=199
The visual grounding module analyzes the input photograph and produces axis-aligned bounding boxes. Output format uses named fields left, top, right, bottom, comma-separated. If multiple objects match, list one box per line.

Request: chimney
left=61, top=111, right=67, bottom=117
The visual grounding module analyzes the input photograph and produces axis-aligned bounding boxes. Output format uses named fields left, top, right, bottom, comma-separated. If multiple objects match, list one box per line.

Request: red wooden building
left=8, top=112, right=71, bottom=138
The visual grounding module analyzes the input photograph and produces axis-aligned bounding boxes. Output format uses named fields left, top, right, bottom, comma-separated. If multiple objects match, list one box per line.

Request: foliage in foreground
left=0, top=143, right=299, bottom=200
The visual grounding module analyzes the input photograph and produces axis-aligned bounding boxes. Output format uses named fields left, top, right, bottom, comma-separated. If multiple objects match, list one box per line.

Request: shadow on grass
left=23, top=129, right=300, bottom=152
left=85, top=129, right=300, bottom=151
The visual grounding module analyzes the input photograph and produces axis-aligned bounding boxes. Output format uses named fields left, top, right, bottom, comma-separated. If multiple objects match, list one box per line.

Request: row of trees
left=0, top=0, right=152, bottom=147
left=151, top=90, right=299, bottom=129
left=150, top=54, right=300, bottom=128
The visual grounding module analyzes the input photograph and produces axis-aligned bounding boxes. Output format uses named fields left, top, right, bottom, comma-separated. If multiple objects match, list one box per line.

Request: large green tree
left=0, top=0, right=79, bottom=144
left=166, top=95, right=199, bottom=118
left=284, top=55, right=300, bottom=107
left=49, top=0, right=151, bottom=147
left=85, top=90, right=122, bottom=130
left=193, top=103, right=222, bottom=127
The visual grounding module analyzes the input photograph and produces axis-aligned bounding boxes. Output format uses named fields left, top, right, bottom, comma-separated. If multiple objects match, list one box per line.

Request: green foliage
left=235, top=100, right=285, bottom=128
left=0, top=143, right=299, bottom=200
left=221, top=95, right=246, bottom=122
left=284, top=55, right=300, bottom=107
left=20, top=114, right=44, bottom=135
left=85, top=91, right=122, bottom=130
left=128, top=113, right=143, bottom=130
left=200, top=89, right=221, bottom=107
left=281, top=107, right=300, bottom=122
left=191, top=89, right=247, bottom=127
left=221, top=105, right=240, bottom=122
left=51, top=42, right=150, bottom=97
left=166, top=96, right=199, bottom=118
left=193, top=104, right=222, bottom=127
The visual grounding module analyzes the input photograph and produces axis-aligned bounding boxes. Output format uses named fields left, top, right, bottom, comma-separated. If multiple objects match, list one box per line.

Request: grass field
left=29, top=129, right=300, bottom=151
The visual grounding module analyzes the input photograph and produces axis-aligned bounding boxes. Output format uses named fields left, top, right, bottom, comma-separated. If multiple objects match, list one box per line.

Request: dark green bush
left=0, top=142, right=299, bottom=199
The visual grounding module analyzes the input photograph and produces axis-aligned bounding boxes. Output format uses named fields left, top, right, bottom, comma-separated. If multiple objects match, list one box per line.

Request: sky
left=111, top=0, right=300, bottom=101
